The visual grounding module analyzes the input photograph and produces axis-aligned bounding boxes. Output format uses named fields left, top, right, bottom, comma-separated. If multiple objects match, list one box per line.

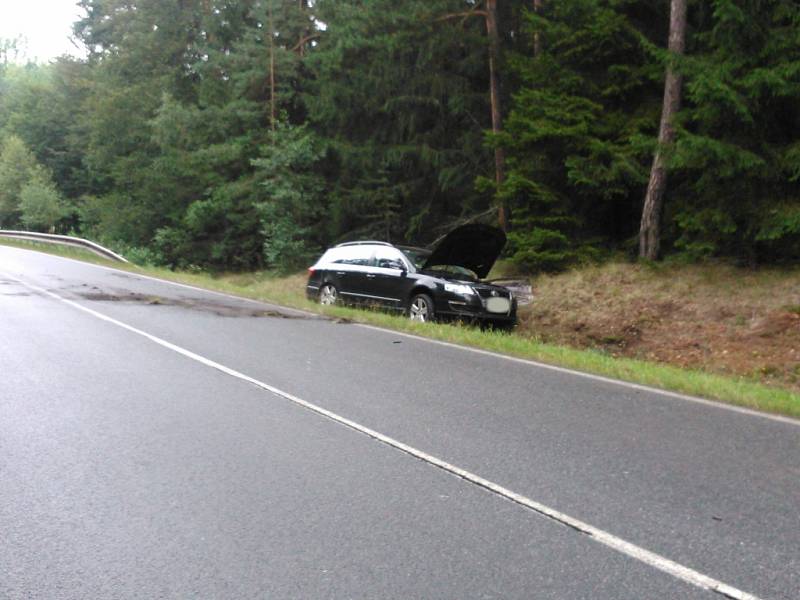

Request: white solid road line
left=2, top=243, right=796, bottom=428
left=6, top=270, right=762, bottom=600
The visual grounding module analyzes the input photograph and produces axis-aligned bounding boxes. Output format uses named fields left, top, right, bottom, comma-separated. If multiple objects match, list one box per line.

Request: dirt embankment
left=518, top=262, right=800, bottom=392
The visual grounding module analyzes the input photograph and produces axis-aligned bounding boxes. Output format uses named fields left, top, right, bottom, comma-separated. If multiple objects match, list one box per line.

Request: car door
left=328, top=244, right=373, bottom=301
left=369, top=246, right=412, bottom=310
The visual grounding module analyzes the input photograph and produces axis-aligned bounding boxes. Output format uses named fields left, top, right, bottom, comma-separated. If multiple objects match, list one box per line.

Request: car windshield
left=426, top=265, right=479, bottom=281
left=398, top=247, right=430, bottom=270
left=399, top=246, right=479, bottom=280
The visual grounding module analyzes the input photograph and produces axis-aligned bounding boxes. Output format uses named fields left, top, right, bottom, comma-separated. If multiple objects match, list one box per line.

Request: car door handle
left=336, top=271, right=346, bottom=275
left=366, top=274, right=376, bottom=278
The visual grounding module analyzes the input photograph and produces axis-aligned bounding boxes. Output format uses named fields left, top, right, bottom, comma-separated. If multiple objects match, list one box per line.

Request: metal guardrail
left=0, top=230, right=129, bottom=263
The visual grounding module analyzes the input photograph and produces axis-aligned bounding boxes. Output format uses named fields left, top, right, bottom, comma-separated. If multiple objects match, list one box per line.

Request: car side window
left=330, top=245, right=373, bottom=266
left=374, top=247, right=408, bottom=270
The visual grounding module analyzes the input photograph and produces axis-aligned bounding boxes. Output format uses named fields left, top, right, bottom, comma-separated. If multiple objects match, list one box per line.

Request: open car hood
left=421, top=224, right=506, bottom=279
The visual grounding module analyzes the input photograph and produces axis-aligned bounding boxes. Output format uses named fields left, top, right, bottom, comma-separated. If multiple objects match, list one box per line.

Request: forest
left=0, top=0, right=798, bottom=273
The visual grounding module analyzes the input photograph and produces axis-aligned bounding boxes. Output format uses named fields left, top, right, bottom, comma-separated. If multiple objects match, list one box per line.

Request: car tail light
left=307, top=267, right=315, bottom=275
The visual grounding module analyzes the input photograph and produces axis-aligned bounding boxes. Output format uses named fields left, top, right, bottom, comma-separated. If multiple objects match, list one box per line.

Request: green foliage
left=252, top=122, right=326, bottom=270
left=671, top=206, right=738, bottom=261
left=0, top=0, right=798, bottom=269
left=498, top=0, right=658, bottom=271
left=19, top=178, right=67, bottom=232
left=0, top=136, right=34, bottom=226
left=498, top=0, right=800, bottom=267
left=668, top=0, right=800, bottom=261
left=506, top=227, right=573, bottom=272
left=754, top=203, right=800, bottom=261
left=0, top=119, right=70, bottom=234
left=0, top=64, right=85, bottom=200
left=0, top=134, right=64, bottom=229
left=308, top=0, right=494, bottom=245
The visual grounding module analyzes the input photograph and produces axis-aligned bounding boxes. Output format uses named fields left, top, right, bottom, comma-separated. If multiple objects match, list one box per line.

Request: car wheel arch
left=407, top=284, right=436, bottom=305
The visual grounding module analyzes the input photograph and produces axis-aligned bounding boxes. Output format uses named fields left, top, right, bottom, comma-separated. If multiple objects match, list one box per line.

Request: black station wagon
left=306, top=224, right=517, bottom=328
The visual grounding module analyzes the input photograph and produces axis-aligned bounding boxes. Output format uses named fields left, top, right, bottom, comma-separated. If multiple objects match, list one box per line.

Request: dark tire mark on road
left=77, top=290, right=319, bottom=320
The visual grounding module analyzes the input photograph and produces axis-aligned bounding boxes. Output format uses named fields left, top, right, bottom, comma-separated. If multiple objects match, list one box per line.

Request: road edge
left=2, top=242, right=798, bottom=427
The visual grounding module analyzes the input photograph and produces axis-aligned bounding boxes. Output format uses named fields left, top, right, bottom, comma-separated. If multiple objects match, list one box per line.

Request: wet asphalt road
left=0, top=245, right=798, bottom=599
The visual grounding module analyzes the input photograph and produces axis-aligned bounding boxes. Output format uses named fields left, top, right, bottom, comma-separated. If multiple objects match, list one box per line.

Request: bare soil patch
left=518, top=262, right=800, bottom=392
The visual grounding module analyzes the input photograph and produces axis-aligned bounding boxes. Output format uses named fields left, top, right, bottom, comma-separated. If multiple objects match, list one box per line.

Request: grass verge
left=2, top=237, right=798, bottom=420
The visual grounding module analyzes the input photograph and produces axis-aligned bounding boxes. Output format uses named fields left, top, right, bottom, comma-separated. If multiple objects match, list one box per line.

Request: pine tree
left=639, top=0, right=687, bottom=260
left=498, top=0, right=662, bottom=271
left=666, top=0, right=800, bottom=262
left=308, top=0, right=494, bottom=246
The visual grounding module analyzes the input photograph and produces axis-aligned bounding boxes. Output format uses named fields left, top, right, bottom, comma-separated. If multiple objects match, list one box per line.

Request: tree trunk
left=268, top=0, right=276, bottom=132
left=298, top=0, right=308, bottom=57
left=533, top=0, right=542, bottom=57
left=486, top=0, right=509, bottom=232
left=639, top=0, right=687, bottom=260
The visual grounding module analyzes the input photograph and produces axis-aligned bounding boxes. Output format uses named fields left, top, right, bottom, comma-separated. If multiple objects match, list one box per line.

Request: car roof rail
left=335, top=241, right=394, bottom=247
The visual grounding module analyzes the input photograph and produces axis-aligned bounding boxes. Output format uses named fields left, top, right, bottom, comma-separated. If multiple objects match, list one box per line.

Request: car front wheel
left=408, top=293, right=435, bottom=323
left=319, top=283, right=338, bottom=306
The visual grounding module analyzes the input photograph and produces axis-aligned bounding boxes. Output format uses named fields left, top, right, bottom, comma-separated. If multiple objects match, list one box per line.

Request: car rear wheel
left=408, top=293, right=435, bottom=323
left=319, top=283, right=338, bottom=305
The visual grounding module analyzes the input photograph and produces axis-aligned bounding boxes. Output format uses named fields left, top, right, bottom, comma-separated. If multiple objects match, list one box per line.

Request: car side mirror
left=386, top=260, right=406, bottom=272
